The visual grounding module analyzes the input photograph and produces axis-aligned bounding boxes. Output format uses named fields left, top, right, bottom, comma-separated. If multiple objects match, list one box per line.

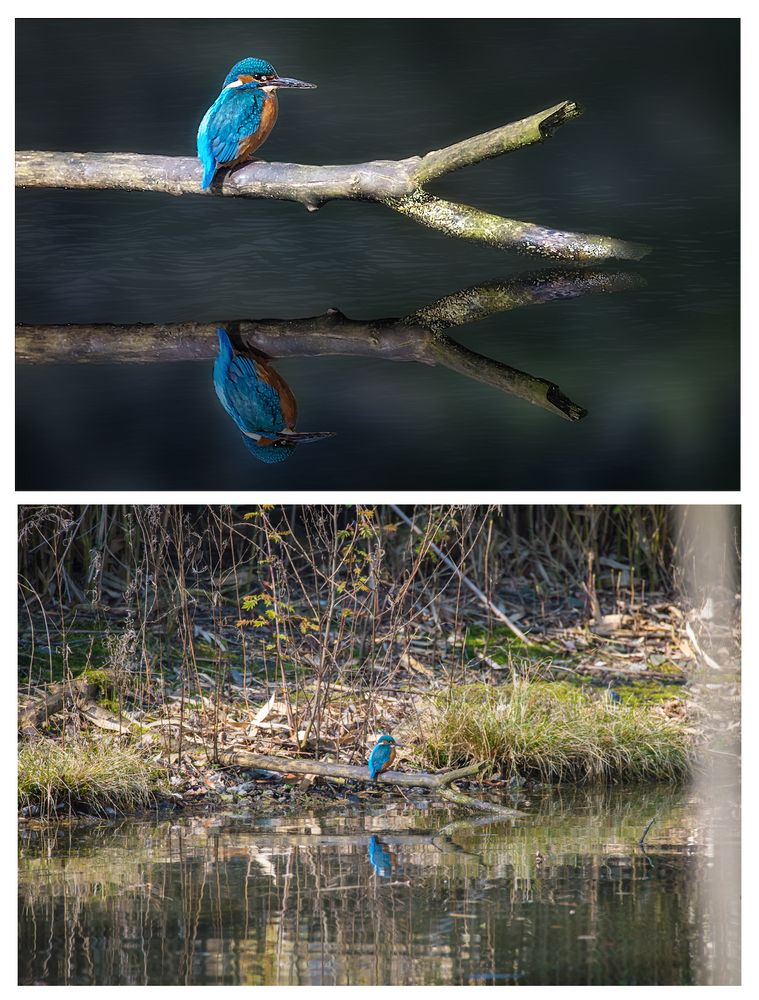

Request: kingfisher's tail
left=216, top=327, right=234, bottom=359
left=276, top=430, right=336, bottom=444
left=200, top=163, right=216, bottom=190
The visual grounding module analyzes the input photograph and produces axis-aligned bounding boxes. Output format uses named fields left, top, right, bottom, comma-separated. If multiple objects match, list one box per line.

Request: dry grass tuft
left=412, top=681, right=691, bottom=783
left=18, top=737, right=162, bottom=818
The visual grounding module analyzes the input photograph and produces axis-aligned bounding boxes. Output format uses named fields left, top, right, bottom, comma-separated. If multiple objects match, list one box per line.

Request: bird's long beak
left=270, top=76, right=316, bottom=89
left=277, top=429, right=335, bottom=443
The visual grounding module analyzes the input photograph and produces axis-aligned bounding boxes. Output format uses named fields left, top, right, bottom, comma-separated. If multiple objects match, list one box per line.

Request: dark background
left=16, top=19, right=739, bottom=489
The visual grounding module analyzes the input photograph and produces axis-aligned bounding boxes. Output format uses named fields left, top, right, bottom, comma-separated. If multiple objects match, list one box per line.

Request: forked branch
left=15, top=100, right=650, bottom=261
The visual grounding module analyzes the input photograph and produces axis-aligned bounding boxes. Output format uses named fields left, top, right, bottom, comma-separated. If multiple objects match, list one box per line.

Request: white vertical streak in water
left=679, top=505, right=740, bottom=984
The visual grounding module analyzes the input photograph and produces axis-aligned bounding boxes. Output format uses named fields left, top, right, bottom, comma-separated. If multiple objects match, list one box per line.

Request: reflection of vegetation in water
left=18, top=788, right=720, bottom=986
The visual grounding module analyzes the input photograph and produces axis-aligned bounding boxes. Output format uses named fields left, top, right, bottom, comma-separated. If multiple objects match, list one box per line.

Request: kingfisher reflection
left=213, top=327, right=333, bottom=463
left=368, top=835, right=395, bottom=878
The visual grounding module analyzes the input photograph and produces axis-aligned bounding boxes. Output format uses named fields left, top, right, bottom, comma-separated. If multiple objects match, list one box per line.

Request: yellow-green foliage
left=18, top=737, right=162, bottom=817
left=414, top=681, right=690, bottom=783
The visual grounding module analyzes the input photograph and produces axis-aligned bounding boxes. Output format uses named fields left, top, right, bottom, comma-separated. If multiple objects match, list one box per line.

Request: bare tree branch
left=15, top=100, right=650, bottom=261
left=206, top=748, right=525, bottom=816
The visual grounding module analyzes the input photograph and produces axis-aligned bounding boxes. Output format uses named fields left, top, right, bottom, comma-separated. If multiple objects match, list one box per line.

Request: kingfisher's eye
left=256, top=74, right=273, bottom=82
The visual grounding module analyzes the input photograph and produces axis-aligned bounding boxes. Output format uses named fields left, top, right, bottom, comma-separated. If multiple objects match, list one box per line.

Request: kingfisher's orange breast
left=379, top=746, right=396, bottom=774
left=254, top=358, right=298, bottom=427
left=235, top=92, right=279, bottom=162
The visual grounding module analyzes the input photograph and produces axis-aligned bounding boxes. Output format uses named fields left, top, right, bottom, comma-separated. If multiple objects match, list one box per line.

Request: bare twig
left=389, top=505, right=531, bottom=643
left=639, top=815, right=657, bottom=848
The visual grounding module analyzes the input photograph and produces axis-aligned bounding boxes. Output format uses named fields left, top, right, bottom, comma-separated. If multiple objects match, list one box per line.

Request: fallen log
left=208, top=748, right=526, bottom=816
left=214, top=748, right=477, bottom=787
left=440, top=785, right=524, bottom=816
left=16, top=100, right=649, bottom=262
left=18, top=676, right=99, bottom=736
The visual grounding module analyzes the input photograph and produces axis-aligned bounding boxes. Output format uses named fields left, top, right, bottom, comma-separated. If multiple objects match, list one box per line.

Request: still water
left=18, top=786, right=734, bottom=985
left=15, top=19, right=739, bottom=489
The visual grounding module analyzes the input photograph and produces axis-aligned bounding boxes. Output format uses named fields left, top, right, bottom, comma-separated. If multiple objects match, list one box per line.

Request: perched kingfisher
left=213, top=327, right=334, bottom=463
left=367, top=734, right=400, bottom=780
left=197, top=57, right=316, bottom=189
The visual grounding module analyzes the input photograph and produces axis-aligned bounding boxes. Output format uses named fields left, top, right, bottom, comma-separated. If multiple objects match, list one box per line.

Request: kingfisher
left=213, top=327, right=334, bottom=463
left=197, top=57, right=316, bottom=189
left=367, top=734, right=401, bottom=780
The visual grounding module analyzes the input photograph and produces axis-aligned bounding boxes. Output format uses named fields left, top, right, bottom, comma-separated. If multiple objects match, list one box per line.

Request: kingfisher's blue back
left=368, top=836, right=393, bottom=877
left=198, top=85, right=267, bottom=190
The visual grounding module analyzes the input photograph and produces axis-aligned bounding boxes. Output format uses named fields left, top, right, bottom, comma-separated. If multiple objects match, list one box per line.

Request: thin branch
left=412, top=100, right=582, bottom=184
left=389, top=190, right=649, bottom=262
left=639, top=815, right=657, bottom=848
left=15, top=100, right=650, bottom=261
left=389, top=504, right=531, bottom=643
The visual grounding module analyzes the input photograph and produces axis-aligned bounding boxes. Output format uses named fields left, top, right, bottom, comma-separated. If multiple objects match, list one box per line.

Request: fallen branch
left=18, top=675, right=99, bottom=736
left=575, top=663, right=686, bottom=684
left=210, top=748, right=479, bottom=788
left=685, top=621, right=724, bottom=672
left=15, top=101, right=649, bottom=261
left=196, top=746, right=525, bottom=816
left=80, top=700, right=141, bottom=735
left=439, top=784, right=523, bottom=817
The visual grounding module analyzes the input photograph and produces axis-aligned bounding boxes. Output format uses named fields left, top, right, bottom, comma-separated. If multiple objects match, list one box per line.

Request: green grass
left=412, top=680, right=691, bottom=783
left=18, top=737, right=164, bottom=818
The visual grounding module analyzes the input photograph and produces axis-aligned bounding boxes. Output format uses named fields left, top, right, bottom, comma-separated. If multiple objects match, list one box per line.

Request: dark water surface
left=18, top=786, right=733, bottom=986
left=16, top=19, right=739, bottom=489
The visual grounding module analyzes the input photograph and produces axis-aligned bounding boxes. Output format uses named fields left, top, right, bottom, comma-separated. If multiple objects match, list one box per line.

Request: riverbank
left=18, top=505, right=739, bottom=820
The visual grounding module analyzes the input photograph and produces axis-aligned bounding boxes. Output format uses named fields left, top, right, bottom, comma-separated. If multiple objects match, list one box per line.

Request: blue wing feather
left=213, top=328, right=285, bottom=436
left=368, top=743, right=393, bottom=779
left=197, top=85, right=266, bottom=189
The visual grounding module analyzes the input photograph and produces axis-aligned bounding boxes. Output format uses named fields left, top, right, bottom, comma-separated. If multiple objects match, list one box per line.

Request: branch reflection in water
left=16, top=269, right=643, bottom=462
